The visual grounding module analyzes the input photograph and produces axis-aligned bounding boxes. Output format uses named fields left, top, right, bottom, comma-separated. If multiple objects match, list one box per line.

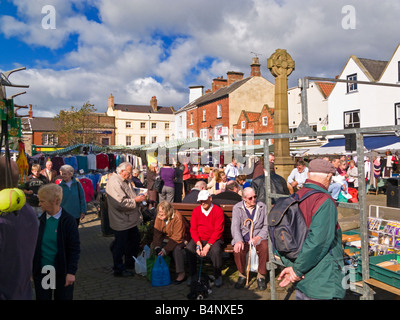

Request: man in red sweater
left=187, top=190, right=225, bottom=287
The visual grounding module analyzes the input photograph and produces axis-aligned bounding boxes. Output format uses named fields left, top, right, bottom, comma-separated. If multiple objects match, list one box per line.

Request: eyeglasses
left=246, top=196, right=257, bottom=200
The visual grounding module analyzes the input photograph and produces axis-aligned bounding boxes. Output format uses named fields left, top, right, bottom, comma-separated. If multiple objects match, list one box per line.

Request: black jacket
left=182, top=189, right=200, bottom=203
left=212, top=191, right=242, bottom=206
left=251, top=172, right=290, bottom=204
left=33, top=208, right=80, bottom=277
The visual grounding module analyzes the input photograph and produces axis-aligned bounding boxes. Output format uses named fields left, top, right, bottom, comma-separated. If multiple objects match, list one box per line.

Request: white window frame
left=398, top=61, right=400, bottom=82
left=200, top=128, right=208, bottom=140
left=217, top=104, right=222, bottom=118
left=151, top=122, right=157, bottom=129
left=126, top=136, right=132, bottom=146
left=241, top=121, right=246, bottom=129
left=140, top=122, right=146, bottom=129
left=262, top=116, right=268, bottom=126
left=395, top=103, right=400, bottom=125
left=347, top=74, right=358, bottom=93
left=190, top=113, right=193, bottom=125
left=344, top=109, right=360, bottom=128
left=203, top=109, right=206, bottom=122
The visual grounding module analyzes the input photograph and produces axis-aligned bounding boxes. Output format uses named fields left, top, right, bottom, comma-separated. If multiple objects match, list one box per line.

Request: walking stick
left=244, top=218, right=254, bottom=287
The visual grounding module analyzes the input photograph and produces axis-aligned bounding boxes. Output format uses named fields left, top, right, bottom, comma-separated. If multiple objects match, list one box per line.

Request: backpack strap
left=294, top=188, right=322, bottom=202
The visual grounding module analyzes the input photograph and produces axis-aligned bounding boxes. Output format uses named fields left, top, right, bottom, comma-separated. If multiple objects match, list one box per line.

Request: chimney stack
left=28, top=104, right=33, bottom=118
left=108, top=94, right=114, bottom=108
left=189, top=86, right=204, bottom=103
left=250, top=57, right=261, bottom=77
left=150, top=96, right=158, bottom=112
left=212, top=77, right=228, bottom=92
left=227, top=71, right=244, bottom=86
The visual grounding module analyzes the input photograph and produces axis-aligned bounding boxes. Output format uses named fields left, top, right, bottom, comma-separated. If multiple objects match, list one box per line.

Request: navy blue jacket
left=33, top=208, right=80, bottom=277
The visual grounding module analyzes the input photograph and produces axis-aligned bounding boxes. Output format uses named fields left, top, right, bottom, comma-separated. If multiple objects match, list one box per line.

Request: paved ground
left=70, top=193, right=397, bottom=301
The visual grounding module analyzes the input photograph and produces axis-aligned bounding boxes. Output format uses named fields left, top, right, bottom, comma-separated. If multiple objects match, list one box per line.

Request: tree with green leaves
left=54, top=101, right=104, bottom=146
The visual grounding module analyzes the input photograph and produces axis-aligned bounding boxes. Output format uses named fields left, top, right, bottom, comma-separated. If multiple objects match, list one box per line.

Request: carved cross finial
left=267, top=49, right=295, bottom=78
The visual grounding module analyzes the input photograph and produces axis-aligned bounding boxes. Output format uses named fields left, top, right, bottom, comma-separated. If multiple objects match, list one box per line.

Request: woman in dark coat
left=146, top=163, right=159, bottom=209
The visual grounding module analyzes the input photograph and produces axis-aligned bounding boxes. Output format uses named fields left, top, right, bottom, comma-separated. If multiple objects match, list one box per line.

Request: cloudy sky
left=1, top=0, right=399, bottom=117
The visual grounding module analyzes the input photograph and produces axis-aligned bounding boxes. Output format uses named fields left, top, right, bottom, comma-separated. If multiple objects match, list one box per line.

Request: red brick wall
left=232, top=105, right=274, bottom=145
left=188, top=97, right=230, bottom=139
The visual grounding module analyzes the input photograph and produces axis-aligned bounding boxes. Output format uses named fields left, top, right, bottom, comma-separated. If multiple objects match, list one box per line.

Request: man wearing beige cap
left=186, top=190, right=225, bottom=287
left=277, top=158, right=345, bottom=300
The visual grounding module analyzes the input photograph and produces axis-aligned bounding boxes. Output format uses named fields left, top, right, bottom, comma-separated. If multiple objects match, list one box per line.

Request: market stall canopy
left=45, top=144, right=105, bottom=155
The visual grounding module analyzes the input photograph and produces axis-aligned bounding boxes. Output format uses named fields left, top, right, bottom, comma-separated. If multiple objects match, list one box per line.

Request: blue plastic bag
left=151, top=255, right=171, bottom=287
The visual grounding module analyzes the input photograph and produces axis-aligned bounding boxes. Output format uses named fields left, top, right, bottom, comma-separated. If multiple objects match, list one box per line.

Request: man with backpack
left=276, top=159, right=345, bottom=300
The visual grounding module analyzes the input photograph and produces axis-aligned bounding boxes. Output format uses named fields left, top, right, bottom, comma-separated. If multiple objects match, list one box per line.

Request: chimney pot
left=108, top=94, right=114, bottom=108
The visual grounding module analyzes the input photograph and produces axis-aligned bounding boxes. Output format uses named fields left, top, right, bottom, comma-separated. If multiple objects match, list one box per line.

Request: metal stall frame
left=236, top=76, right=400, bottom=300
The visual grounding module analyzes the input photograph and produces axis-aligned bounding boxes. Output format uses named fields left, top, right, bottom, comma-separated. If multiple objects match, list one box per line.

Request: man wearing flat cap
left=277, top=158, right=345, bottom=300
left=186, top=190, right=225, bottom=287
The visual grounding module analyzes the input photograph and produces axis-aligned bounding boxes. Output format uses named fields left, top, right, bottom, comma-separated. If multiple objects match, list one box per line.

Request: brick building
left=232, top=104, right=275, bottom=145
left=27, top=105, right=115, bottom=155
left=175, top=57, right=275, bottom=144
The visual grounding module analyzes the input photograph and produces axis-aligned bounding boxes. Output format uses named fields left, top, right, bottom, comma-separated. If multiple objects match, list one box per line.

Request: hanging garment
left=79, top=177, right=94, bottom=202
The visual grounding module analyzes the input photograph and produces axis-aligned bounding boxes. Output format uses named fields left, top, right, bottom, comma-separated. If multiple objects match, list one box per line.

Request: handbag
left=154, top=176, right=164, bottom=193
left=151, top=255, right=171, bottom=287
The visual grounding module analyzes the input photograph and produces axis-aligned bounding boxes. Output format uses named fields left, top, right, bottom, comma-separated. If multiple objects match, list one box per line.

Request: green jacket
left=280, top=182, right=345, bottom=299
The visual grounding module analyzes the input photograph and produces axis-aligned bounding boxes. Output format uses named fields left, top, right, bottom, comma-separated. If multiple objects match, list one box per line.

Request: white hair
left=59, top=164, right=74, bottom=174
left=242, top=187, right=255, bottom=198
left=116, top=162, right=133, bottom=174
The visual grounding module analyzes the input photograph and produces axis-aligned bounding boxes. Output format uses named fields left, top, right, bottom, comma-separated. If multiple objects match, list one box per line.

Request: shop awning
left=322, top=135, right=400, bottom=150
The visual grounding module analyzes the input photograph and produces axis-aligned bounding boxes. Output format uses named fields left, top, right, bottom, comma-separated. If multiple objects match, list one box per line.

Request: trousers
left=112, top=226, right=140, bottom=274
left=233, top=239, right=269, bottom=276
left=186, top=239, right=224, bottom=277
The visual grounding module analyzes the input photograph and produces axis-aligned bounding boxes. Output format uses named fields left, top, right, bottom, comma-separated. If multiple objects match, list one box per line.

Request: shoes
left=114, top=270, right=134, bottom=277
left=214, top=276, right=223, bottom=287
left=257, top=277, right=266, bottom=291
left=234, top=276, right=246, bottom=289
left=173, top=276, right=187, bottom=285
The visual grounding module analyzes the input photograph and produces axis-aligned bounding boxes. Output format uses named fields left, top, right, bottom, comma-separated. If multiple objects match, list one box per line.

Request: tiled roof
left=197, top=77, right=252, bottom=106
left=114, top=104, right=174, bottom=114
left=30, top=117, right=57, bottom=131
left=177, top=77, right=252, bottom=111
left=357, top=58, right=388, bottom=81
left=244, top=111, right=260, bottom=122
left=315, top=82, right=335, bottom=99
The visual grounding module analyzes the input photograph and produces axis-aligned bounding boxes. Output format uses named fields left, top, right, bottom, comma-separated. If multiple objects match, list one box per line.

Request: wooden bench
left=171, top=203, right=234, bottom=253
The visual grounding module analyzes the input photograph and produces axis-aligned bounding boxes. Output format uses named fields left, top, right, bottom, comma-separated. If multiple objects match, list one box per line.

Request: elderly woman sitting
left=152, top=201, right=189, bottom=284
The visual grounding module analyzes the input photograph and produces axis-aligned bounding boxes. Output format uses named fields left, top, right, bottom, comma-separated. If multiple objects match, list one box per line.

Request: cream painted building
left=106, top=94, right=175, bottom=147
